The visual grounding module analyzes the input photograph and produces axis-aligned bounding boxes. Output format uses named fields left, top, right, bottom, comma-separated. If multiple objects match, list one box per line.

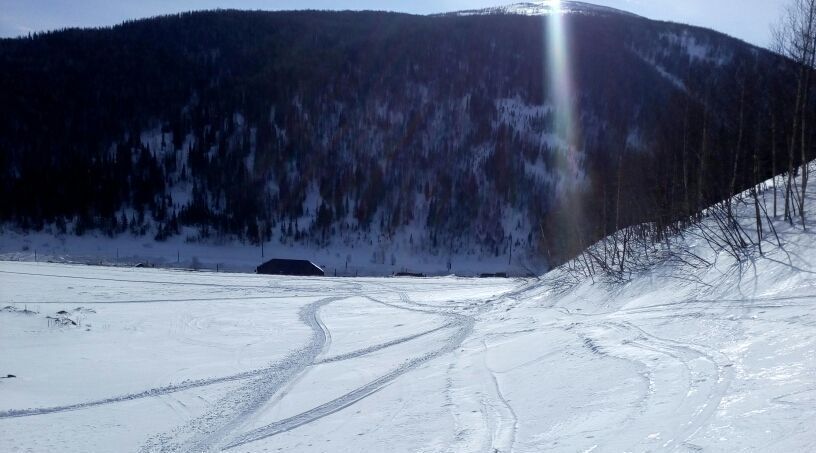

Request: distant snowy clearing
left=1, top=256, right=814, bottom=452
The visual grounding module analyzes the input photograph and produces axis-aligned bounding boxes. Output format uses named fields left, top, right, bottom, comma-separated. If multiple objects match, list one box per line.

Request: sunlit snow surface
left=447, top=1, right=639, bottom=18
left=2, top=237, right=815, bottom=453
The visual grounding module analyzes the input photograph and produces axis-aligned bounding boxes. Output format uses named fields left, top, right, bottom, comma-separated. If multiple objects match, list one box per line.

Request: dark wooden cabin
left=256, top=259, right=325, bottom=277
left=394, top=272, right=426, bottom=277
left=479, top=272, right=509, bottom=278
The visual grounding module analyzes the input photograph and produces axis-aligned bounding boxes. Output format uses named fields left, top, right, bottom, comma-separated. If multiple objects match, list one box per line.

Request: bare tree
left=697, top=102, right=709, bottom=221
left=727, top=77, right=747, bottom=245
left=752, top=125, right=764, bottom=255
left=771, top=111, right=778, bottom=217
left=774, top=0, right=816, bottom=228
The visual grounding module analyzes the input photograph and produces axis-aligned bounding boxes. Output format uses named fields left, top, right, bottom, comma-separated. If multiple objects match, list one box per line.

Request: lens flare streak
left=544, top=0, right=581, bottom=181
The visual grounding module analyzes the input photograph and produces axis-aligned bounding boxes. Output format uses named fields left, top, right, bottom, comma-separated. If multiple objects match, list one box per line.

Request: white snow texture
left=2, top=169, right=816, bottom=452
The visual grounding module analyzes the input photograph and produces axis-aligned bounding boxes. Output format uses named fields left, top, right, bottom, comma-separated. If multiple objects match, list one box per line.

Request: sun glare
left=545, top=0, right=584, bottom=239
left=546, top=0, right=577, bottom=150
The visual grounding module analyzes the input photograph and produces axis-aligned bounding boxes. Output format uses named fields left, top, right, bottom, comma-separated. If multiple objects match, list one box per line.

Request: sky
left=0, top=0, right=788, bottom=49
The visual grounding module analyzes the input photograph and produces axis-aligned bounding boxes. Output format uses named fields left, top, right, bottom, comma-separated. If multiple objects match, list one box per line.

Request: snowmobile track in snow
left=222, top=313, right=474, bottom=449
left=221, top=290, right=476, bottom=449
left=0, top=307, right=456, bottom=420
left=316, top=322, right=455, bottom=364
left=138, top=288, right=478, bottom=452
left=586, top=320, right=734, bottom=451
left=140, top=296, right=344, bottom=453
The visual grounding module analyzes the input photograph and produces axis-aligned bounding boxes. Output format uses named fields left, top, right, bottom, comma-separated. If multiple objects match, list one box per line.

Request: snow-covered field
left=4, top=170, right=816, bottom=452
left=2, top=230, right=815, bottom=452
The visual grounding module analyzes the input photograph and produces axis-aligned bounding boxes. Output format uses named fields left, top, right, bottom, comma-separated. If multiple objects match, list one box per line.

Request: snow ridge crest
left=443, top=1, right=639, bottom=18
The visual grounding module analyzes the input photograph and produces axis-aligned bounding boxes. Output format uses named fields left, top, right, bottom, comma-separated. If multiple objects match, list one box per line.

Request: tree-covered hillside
left=0, top=9, right=804, bottom=266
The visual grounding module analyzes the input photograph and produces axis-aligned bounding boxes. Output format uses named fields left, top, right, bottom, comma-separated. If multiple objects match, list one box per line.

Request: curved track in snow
left=223, top=316, right=473, bottom=449
left=0, top=322, right=459, bottom=420
left=133, top=283, right=487, bottom=452
left=140, top=296, right=344, bottom=453
left=222, top=289, right=476, bottom=450
left=571, top=318, right=735, bottom=451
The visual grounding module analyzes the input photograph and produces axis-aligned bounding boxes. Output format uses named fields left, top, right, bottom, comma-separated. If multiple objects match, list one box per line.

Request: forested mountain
left=0, top=3, right=805, bottom=267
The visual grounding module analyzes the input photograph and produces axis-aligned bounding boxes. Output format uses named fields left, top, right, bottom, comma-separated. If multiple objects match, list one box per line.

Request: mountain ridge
left=439, top=1, right=640, bottom=18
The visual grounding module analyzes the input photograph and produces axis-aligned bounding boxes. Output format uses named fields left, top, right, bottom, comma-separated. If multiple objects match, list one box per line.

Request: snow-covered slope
left=2, top=168, right=815, bottom=451
left=444, top=1, right=639, bottom=18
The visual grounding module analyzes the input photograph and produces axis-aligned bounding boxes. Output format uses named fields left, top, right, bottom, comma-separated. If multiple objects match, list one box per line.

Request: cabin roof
left=256, top=258, right=324, bottom=275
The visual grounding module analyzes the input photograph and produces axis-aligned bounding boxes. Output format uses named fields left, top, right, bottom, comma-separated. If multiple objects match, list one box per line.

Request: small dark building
left=479, top=272, right=509, bottom=278
left=256, top=259, right=325, bottom=277
left=394, top=272, right=426, bottom=278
